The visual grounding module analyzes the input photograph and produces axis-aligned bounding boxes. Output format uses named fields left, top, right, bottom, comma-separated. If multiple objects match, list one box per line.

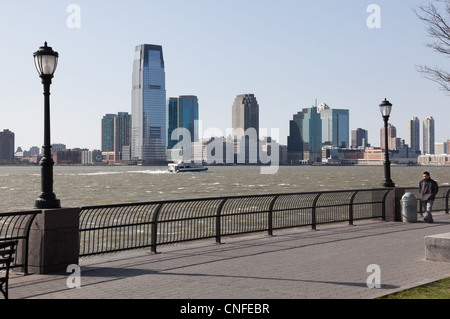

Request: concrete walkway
left=8, top=212, right=450, bottom=301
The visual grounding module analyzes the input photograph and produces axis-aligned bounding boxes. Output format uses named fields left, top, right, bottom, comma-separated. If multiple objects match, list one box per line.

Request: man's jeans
left=421, top=200, right=434, bottom=220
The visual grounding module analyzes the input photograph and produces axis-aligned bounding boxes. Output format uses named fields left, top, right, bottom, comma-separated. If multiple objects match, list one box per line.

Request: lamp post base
left=382, top=181, right=396, bottom=188
left=35, top=195, right=61, bottom=209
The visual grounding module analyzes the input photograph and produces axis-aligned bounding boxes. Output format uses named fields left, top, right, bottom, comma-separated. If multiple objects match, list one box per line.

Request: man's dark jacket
left=419, top=178, right=439, bottom=201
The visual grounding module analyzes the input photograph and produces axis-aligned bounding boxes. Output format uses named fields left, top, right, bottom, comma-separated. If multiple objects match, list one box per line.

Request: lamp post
left=379, top=98, right=395, bottom=188
left=33, top=42, right=61, bottom=209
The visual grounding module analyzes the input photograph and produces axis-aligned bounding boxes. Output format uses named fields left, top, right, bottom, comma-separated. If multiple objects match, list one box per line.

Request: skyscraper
left=101, top=114, right=117, bottom=152
left=423, top=116, right=435, bottom=155
left=114, top=112, right=132, bottom=158
left=232, top=94, right=259, bottom=163
left=0, top=129, right=14, bottom=164
left=288, top=107, right=322, bottom=163
left=351, top=128, right=369, bottom=149
left=168, top=96, right=199, bottom=149
left=408, top=117, right=420, bottom=153
left=318, top=103, right=349, bottom=148
left=131, top=44, right=167, bottom=164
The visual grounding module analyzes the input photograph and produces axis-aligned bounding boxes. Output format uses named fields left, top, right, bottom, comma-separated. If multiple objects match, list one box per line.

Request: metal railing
left=403, top=185, right=450, bottom=214
left=79, top=188, right=392, bottom=257
left=0, top=210, right=41, bottom=274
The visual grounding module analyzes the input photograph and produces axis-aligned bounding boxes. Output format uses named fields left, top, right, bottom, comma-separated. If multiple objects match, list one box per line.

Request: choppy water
left=0, top=165, right=449, bottom=213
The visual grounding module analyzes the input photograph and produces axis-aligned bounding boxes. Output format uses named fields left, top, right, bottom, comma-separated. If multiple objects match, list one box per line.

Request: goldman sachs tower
left=131, top=44, right=167, bottom=165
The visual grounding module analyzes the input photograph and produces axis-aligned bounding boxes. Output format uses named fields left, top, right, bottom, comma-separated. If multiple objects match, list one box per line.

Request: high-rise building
left=318, top=103, right=349, bottom=148
left=114, top=112, right=132, bottom=159
left=408, top=117, right=420, bottom=153
left=380, top=123, right=400, bottom=150
left=232, top=94, right=259, bottom=163
left=131, top=44, right=167, bottom=164
left=288, top=107, right=322, bottom=163
left=435, top=142, right=447, bottom=155
left=101, top=112, right=131, bottom=161
left=423, top=116, right=435, bottom=155
left=168, top=96, right=199, bottom=149
left=101, top=114, right=117, bottom=152
left=351, top=128, right=369, bottom=149
left=0, top=129, right=14, bottom=164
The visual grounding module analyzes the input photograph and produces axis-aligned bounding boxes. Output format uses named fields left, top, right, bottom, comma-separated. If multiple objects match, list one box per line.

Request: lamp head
left=379, top=98, right=393, bottom=117
left=33, top=42, right=59, bottom=77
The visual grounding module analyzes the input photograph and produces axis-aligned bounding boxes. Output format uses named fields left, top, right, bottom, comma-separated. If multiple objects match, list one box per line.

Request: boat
left=168, top=162, right=208, bottom=173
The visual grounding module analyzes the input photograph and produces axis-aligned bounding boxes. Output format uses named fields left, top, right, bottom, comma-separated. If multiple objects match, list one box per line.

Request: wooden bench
left=0, top=241, right=17, bottom=299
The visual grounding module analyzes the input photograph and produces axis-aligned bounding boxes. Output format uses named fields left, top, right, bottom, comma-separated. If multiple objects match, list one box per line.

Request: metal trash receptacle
left=401, top=192, right=417, bottom=223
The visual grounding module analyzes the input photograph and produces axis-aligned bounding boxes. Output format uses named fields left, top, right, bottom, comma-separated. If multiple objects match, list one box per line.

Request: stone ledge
left=425, top=233, right=450, bottom=262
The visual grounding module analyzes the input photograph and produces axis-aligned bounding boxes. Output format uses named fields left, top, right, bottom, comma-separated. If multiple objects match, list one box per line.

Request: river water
left=0, top=165, right=449, bottom=213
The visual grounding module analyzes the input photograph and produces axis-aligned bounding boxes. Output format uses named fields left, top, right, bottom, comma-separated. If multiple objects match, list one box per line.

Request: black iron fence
left=0, top=210, right=41, bottom=273
left=79, top=188, right=392, bottom=257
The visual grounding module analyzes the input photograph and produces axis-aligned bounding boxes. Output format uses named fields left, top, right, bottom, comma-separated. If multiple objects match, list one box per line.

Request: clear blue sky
left=0, top=0, right=448, bottom=150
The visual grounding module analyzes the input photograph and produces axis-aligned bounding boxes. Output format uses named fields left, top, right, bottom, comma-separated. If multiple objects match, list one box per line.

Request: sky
left=0, top=0, right=448, bottom=151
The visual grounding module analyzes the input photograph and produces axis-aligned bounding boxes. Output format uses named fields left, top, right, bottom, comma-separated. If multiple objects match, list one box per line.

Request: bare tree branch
left=415, top=0, right=450, bottom=93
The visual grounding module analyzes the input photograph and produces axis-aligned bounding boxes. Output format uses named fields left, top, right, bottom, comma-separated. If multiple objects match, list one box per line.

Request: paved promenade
left=8, top=212, right=450, bottom=301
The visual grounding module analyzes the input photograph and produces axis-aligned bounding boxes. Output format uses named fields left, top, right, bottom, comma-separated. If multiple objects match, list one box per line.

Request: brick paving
left=8, top=212, right=450, bottom=300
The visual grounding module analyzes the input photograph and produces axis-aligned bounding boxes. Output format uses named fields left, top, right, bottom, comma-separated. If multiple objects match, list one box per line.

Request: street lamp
left=33, top=42, right=61, bottom=209
left=379, top=98, right=395, bottom=188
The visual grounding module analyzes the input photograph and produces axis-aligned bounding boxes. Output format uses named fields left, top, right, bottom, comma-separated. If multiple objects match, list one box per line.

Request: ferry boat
left=168, top=162, right=208, bottom=173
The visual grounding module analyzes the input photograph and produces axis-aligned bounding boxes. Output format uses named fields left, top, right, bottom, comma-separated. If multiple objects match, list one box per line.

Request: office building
left=232, top=94, right=259, bottom=163
left=114, top=112, right=132, bottom=160
left=319, top=104, right=349, bottom=148
left=101, top=114, right=117, bottom=152
left=131, top=44, right=167, bottom=164
left=168, top=96, right=199, bottom=150
left=423, top=116, right=435, bottom=155
left=435, top=142, right=447, bottom=155
left=380, top=123, right=400, bottom=150
left=408, top=117, right=420, bottom=154
left=101, top=112, right=131, bottom=162
left=0, top=129, right=15, bottom=164
left=288, top=106, right=322, bottom=163
left=351, top=128, right=369, bottom=149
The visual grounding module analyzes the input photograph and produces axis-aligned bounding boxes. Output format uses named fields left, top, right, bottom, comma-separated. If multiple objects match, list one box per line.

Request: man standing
left=419, top=171, right=439, bottom=223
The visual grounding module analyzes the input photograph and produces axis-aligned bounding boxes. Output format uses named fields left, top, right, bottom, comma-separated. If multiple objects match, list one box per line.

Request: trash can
left=401, top=192, right=417, bottom=223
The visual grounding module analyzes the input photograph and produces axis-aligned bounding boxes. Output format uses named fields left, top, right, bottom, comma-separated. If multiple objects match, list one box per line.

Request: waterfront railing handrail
left=0, top=210, right=41, bottom=274
left=79, top=187, right=394, bottom=257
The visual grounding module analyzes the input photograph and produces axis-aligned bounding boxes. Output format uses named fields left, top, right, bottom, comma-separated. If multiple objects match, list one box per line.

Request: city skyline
left=1, top=1, right=449, bottom=151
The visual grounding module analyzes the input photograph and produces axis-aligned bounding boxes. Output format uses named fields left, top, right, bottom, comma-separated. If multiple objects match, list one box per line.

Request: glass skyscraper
left=318, top=104, right=349, bottom=148
left=131, top=44, right=167, bottom=164
left=168, top=95, right=199, bottom=150
left=101, top=114, right=117, bottom=152
left=288, top=107, right=322, bottom=163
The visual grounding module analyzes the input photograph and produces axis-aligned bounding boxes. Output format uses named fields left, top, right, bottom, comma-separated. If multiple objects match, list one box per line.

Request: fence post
left=268, top=195, right=279, bottom=236
left=349, top=191, right=359, bottom=226
left=151, top=204, right=163, bottom=254
left=216, top=199, right=227, bottom=244
left=28, top=208, right=79, bottom=274
left=381, top=189, right=392, bottom=221
left=446, top=188, right=450, bottom=214
left=312, top=193, right=322, bottom=230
